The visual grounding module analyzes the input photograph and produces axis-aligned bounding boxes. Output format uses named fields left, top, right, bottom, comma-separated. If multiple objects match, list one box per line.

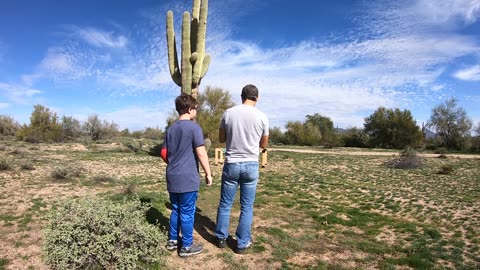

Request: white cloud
left=454, top=65, right=480, bottom=81
left=413, top=0, right=480, bottom=25
left=0, top=103, right=10, bottom=109
left=0, top=82, right=42, bottom=104
left=103, top=106, right=170, bottom=131
left=74, top=27, right=128, bottom=48
left=22, top=47, right=93, bottom=85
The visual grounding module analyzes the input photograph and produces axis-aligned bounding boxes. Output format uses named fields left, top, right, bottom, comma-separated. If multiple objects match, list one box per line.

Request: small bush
left=123, top=180, right=137, bottom=195
left=51, top=166, right=82, bottom=181
left=438, top=164, right=454, bottom=175
left=20, top=160, right=35, bottom=170
left=385, top=147, right=423, bottom=169
left=43, top=197, right=167, bottom=269
left=11, top=147, right=26, bottom=156
left=92, top=174, right=116, bottom=183
left=0, top=159, right=11, bottom=171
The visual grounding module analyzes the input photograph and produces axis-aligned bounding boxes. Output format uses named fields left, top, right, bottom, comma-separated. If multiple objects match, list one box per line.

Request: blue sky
left=1, top=0, right=479, bottom=131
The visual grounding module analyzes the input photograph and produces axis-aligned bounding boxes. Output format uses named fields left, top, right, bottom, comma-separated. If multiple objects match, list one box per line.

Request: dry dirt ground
left=0, top=143, right=479, bottom=269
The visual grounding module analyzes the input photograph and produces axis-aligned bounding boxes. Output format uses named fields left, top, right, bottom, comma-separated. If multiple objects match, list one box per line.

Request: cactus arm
left=192, top=0, right=208, bottom=85
left=166, top=11, right=182, bottom=86
left=191, top=0, right=200, bottom=52
left=181, top=12, right=192, bottom=95
left=200, top=54, right=210, bottom=78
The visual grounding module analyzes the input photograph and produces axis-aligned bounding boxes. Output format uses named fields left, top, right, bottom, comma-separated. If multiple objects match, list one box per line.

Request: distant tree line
left=1, top=92, right=479, bottom=152
left=269, top=97, right=479, bottom=152
left=1, top=105, right=163, bottom=143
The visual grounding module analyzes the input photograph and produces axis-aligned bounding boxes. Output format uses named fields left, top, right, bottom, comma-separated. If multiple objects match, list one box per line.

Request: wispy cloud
left=0, top=82, right=42, bottom=104
left=454, top=65, right=480, bottom=81
left=413, top=0, right=480, bottom=25
left=72, top=26, right=128, bottom=48
left=22, top=47, right=93, bottom=85
left=103, top=106, right=170, bottom=131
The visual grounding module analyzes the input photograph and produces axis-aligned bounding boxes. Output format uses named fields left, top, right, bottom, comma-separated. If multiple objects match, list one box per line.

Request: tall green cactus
left=166, top=0, right=211, bottom=98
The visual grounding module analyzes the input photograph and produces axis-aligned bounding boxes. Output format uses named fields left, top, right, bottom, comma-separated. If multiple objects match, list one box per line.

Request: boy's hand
left=205, top=174, right=213, bottom=187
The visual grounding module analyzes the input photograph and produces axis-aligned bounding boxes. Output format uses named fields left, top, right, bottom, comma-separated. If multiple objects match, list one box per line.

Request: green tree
left=305, top=113, right=337, bottom=147
left=61, top=116, right=82, bottom=141
left=364, top=107, right=423, bottom=149
left=269, top=127, right=287, bottom=145
left=143, top=126, right=163, bottom=140
left=285, top=121, right=322, bottom=146
left=341, top=127, right=368, bottom=148
left=83, top=114, right=119, bottom=141
left=16, top=105, right=62, bottom=142
left=196, top=86, right=235, bottom=144
left=427, top=98, right=472, bottom=150
left=0, top=115, right=20, bottom=136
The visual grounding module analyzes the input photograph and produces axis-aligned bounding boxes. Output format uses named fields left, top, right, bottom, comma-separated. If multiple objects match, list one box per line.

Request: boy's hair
left=175, top=93, right=198, bottom=115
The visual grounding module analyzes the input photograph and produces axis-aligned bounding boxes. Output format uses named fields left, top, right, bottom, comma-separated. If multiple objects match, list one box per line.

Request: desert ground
left=0, top=141, right=479, bottom=269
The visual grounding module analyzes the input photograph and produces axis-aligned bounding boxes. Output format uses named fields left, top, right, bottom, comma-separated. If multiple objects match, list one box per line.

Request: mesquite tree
left=166, top=0, right=210, bottom=98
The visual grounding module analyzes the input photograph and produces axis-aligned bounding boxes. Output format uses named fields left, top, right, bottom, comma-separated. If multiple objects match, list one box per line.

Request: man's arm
left=259, top=135, right=269, bottom=149
left=218, top=128, right=226, bottom=143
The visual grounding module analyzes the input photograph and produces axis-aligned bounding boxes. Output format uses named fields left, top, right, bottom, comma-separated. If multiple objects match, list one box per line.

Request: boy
left=161, top=93, right=212, bottom=257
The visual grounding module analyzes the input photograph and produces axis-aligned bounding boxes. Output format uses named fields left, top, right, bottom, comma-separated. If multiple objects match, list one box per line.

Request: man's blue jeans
left=169, top=191, right=198, bottom=248
left=215, top=162, right=259, bottom=248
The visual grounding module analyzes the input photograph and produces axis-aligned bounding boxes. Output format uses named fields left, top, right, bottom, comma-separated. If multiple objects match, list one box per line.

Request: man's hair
left=175, top=93, right=198, bottom=115
left=241, top=84, right=259, bottom=101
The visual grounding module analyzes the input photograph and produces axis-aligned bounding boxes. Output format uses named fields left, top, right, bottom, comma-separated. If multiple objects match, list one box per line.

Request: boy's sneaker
left=166, top=240, right=178, bottom=251
left=217, top=238, right=227, bottom=248
left=179, top=243, right=203, bottom=257
left=236, top=241, right=252, bottom=254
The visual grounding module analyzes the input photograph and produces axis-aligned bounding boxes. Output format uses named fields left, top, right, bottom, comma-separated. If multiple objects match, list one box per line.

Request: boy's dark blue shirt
left=164, top=120, right=204, bottom=193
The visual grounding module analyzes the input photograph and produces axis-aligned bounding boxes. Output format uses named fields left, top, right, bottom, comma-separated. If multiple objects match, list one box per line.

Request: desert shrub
left=0, top=115, right=20, bottom=136
left=385, top=147, right=423, bottom=169
left=51, top=166, right=82, bottom=181
left=43, top=197, right=167, bottom=269
left=92, top=174, right=116, bottom=183
left=125, top=141, right=142, bottom=153
left=20, top=160, right=35, bottom=170
left=83, top=114, right=119, bottom=141
left=11, top=147, right=26, bottom=156
left=0, top=144, right=6, bottom=151
left=438, top=164, right=454, bottom=175
left=0, top=159, right=11, bottom=170
left=123, top=180, right=137, bottom=195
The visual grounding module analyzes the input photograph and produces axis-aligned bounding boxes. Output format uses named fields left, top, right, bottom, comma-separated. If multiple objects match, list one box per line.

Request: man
left=214, top=84, right=269, bottom=254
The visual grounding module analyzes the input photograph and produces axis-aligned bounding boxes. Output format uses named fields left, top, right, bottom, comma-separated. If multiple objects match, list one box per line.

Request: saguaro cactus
left=166, top=0, right=210, bottom=98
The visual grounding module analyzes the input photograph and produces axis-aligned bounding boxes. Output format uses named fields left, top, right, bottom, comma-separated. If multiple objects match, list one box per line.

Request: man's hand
left=205, top=174, right=213, bottom=187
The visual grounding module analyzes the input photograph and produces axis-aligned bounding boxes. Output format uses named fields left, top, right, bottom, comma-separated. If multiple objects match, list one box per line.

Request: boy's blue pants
left=168, top=191, right=198, bottom=248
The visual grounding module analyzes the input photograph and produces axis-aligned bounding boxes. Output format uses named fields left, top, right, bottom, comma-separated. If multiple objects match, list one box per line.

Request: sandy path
left=270, top=148, right=480, bottom=159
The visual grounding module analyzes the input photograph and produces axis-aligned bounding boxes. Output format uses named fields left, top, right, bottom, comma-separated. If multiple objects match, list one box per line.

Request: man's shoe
left=166, top=240, right=178, bottom=251
left=217, top=238, right=227, bottom=248
left=236, top=241, right=252, bottom=254
left=179, top=243, right=203, bottom=257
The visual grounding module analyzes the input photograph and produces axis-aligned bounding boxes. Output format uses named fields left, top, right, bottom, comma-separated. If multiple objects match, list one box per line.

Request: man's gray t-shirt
left=220, top=104, right=269, bottom=163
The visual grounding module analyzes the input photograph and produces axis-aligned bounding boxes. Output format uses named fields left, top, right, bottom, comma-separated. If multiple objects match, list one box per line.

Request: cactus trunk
left=166, top=0, right=210, bottom=99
